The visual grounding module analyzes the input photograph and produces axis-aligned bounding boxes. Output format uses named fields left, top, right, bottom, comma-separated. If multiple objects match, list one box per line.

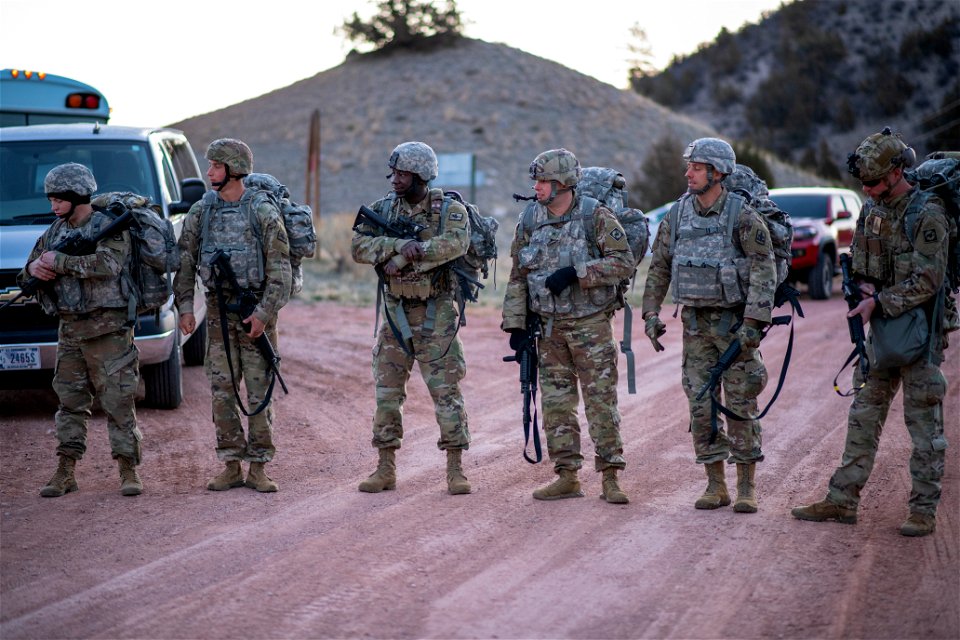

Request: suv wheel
left=142, top=327, right=183, bottom=409
left=808, top=250, right=834, bottom=300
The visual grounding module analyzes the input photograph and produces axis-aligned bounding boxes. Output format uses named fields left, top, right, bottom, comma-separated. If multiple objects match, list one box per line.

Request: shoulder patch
left=923, top=228, right=938, bottom=244
left=449, top=211, right=464, bottom=222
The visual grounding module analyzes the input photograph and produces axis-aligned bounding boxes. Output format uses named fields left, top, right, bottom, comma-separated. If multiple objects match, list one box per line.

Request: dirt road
left=1, top=297, right=957, bottom=639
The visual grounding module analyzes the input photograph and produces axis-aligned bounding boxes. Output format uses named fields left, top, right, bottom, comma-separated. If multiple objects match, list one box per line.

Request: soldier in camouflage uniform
left=502, top=149, right=635, bottom=503
left=792, top=129, right=951, bottom=537
left=642, top=138, right=777, bottom=513
left=20, top=163, right=144, bottom=498
left=174, top=139, right=292, bottom=493
left=352, top=141, right=473, bottom=496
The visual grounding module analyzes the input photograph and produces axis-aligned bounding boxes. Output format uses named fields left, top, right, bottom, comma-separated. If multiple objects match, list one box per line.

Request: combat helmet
left=389, top=141, right=438, bottom=183
left=846, top=127, right=916, bottom=182
left=529, top=148, right=581, bottom=187
left=206, top=138, right=254, bottom=176
left=683, top=138, right=736, bottom=175
left=44, top=162, right=97, bottom=201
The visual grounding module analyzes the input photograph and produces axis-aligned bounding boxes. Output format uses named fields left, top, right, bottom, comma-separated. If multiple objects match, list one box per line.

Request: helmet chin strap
left=211, top=165, right=233, bottom=191
left=690, top=168, right=718, bottom=196
left=539, top=182, right=573, bottom=206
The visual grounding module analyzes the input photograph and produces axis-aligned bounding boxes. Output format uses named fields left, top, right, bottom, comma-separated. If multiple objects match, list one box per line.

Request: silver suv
left=0, top=123, right=207, bottom=408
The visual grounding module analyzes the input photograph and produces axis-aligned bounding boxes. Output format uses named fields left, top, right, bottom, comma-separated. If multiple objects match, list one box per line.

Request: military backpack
left=91, top=192, right=179, bottom=319
left=200, top=173, right=317, bottom=295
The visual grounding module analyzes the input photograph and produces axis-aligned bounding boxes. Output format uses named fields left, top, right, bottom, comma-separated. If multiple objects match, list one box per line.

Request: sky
left=1, top=0, right=788, bottom=127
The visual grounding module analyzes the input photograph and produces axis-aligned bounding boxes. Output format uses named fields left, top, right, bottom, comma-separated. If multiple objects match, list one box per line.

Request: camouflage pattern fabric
left=848, top=129, right=913, bottom=182
left=19, top=211, right=130, bottom=315
left=502, top=197, right=634, bottom=329
left=827, top=360, right=947, bottom=515
left=824, top=186, right=950, bottom=516
left=174, top=193, right=291, bottom=327
left=389, top=141, right=438, bottom=182
left=501, top=195, right=632, bottom=472
left=174, top=185, right=291, bottom=462
left=352, top=188, right=471, bottom=451
left=370, top=295, right=470, bottom=450
left=206, top=139, right=253, bottom=175
left=539, top=313, right=625, bottom=471
left=642, top=188, right=777, bottom=325
left=44, top=162, right=97, bottom=195
left=529, top=148, right=581, bottom=187
left=683, top=138, right=736, bottom=175
left=642, top=186, right=776, bottom=466
left=204, top=297, right=279, bottom=462
left=52, top=309, right=142, bottom=463
left=680, top=306, right=767, bottom=463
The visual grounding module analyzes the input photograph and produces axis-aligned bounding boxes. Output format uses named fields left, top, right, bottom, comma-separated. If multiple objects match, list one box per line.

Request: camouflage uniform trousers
left=52, top=314, right=141, bottom=463
left=680, top=306, right=767, bottom=465
left=827, top=358, right=948, bottom=516
left=371, top=294, right=470, bottom=451
left=539, top=312, right=625, bottom=472
left=204, top=299, right=279, bottom=463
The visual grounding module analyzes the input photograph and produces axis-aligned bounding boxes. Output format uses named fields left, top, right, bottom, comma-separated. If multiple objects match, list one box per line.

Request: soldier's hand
left=508, top=328, right=527, bottom=354
left=644, top=313, right=666, bottom=352
left=736, top=319, right=763, bottom=350
left=400, top=241, right=424, bottom=261
left=179, top=311, right=196, bottom=336
left=545, top=266, right=578, bottom=295
left=27, top=257, right=56, bottom=281
left=244, top=313, right=266, bottom=339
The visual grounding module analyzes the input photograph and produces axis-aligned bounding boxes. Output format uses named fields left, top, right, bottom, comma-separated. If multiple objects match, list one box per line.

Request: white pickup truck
left=0, top=123, right=207, bottom=408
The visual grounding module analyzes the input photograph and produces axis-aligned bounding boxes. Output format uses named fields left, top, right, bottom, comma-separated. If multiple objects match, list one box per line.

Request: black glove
left=545, top=266, right=578, bottom=296
left=508, top=328, right=527, bottom=352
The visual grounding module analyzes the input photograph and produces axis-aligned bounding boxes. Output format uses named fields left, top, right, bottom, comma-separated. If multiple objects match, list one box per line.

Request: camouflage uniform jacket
left=852, top=188, right=949, bottom=320
left=19, top=211, right=131, bottom=317
left=642, top=188, right=776, bottom=324
left=502, top=195, right=634, bottom=330
left=174, top=190, right=291, bottom=325
left=351, top=188, right=469, bottom=300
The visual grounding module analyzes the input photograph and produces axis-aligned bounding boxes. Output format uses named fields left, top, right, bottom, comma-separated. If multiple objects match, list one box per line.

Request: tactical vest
left=374, top=190, right=452, bottom=300
left=853, top=191, right=924, bottom=287
left=197, top=191, right=266, bottom=291
left=517, top=196, right=618, bottom=319
left=669, top=192, right=750, bottom=308
left=43, top=211, right=129, bottom=315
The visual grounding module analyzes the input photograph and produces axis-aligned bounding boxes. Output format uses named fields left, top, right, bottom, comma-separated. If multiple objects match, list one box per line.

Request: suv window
left=0, top=140, right=160, bottom=224
left=768, top=193, right=828, bottom=219
left=842, top=194, right=863, bottom=216
left=162, top=137, right=201, bottom=182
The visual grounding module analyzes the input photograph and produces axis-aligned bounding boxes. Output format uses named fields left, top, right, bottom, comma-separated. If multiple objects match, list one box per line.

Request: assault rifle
left=353, top=205, right=427, bottom=242
left=209, top=249, right=288, bottom=416
left=1, top=205, right=132, bottom=311
left=353, top=204, right=483, bottom=293
left=502, top=313, right=542, bottom=464
left=834, top=253, right=869, bottom=395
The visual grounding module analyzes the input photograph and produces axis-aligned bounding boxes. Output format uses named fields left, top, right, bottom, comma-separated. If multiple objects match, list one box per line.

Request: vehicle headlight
left=793, top=225, right=817, bottom=241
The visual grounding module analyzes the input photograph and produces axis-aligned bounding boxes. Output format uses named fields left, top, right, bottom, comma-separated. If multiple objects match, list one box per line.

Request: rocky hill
left=633, top=0, right=960, bottom=176
left=171, top=38, right=819, bottom=221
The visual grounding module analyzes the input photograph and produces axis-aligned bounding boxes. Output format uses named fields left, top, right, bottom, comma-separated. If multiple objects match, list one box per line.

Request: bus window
left=0, top=69, right=110, bottom=127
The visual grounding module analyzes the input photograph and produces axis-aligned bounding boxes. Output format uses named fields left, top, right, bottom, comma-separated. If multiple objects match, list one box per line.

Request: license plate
left=0, top=346, right=41, bottom=370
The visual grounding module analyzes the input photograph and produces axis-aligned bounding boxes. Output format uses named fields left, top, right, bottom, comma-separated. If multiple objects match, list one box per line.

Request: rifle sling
left=707, top=314, right=795, bottom=443
left=213, top=273, right=276, bottom=417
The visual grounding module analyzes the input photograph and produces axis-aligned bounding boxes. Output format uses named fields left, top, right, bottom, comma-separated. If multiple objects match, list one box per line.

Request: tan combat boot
left=446, top=449, right=472, bottom=495
left=733, top=463, right=757, bottom=513
left=791, top=499, right=857, bottom=524
left=900, top=512, right=936, bottom=537
left=207, top=460, right=244, bottom=491
left=246, top=462, right=278, bottom=492
left=117, top=457, right=143, bottom=496
left=359, top=448, right=397, bottom=493
left=533, top=468, right=584, bottom=500
left=40, top=456, right=78, bottom=498
left=694, top=461, right=731, bottom=509
left=600, top=468, right=629, bottom=504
